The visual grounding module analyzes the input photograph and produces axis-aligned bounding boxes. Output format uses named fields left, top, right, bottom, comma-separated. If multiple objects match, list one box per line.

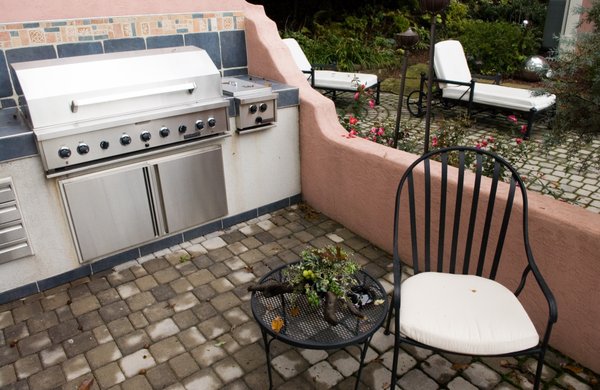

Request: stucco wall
left=3, top=0, right=600, bottom=374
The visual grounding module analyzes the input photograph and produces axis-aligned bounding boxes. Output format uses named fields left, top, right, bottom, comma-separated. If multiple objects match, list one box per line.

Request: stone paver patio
left=0, top=205, right=597, bottom=389
left=336, top=91, right=600, bottom=213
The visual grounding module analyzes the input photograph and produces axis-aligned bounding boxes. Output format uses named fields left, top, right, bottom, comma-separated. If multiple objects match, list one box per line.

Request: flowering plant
left=284, top=246, right=360, bottom=308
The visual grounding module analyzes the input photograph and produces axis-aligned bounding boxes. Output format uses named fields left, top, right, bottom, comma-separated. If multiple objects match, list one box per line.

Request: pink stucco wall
left=4, top=0, right=600, bottom=374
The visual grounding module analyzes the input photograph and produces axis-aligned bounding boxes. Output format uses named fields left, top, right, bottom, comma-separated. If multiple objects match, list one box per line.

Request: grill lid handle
left=70, top=82, right=196, bottom=113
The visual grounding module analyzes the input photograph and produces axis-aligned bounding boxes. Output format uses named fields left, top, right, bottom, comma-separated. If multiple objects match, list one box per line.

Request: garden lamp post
left=421, top=0, right=450, bottom=154
left=393, top=28, right=420, bottom=149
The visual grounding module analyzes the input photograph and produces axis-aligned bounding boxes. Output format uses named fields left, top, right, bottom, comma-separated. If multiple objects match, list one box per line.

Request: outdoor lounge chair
left=386, top=146, right=557, bottom=390
left=283, top=38, right=380, bottom=104
left=409, top=40, right=555, bottom=138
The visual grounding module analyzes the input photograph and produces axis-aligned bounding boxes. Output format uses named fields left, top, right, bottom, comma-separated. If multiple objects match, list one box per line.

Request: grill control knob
left=140, top=131, right=151, bottom=142
left=100, top=141, right=110, bottom=150
left=195, top=120, right=205, bottom=130
left=178, top=125, right=187, bottom=134
left=120, top=134, right=132, bottom=146
left=77, top=143, right=90, bottom=155
left=159, top=127, right=170, bottom=137
left=58, top=146, right=71, bottom=159
left=249, top=104, right=258, bottom=114
left=259, top=103, right=268, bottom=112
left=207, top=118, right=216, bottom=128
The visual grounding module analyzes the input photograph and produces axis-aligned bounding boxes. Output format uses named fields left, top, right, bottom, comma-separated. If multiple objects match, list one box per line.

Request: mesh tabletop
left=250, top=263, right=388, bottom=350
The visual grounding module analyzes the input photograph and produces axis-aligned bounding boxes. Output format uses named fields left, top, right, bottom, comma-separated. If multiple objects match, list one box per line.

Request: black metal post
left=423, top=15, right=437, bottom=155
left=393, top=52, right=410, bottom=149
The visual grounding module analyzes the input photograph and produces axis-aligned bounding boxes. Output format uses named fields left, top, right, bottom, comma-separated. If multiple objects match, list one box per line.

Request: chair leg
left=385, top=296, right=395, bottom=334
left=375, top=82, right=381, bottom=105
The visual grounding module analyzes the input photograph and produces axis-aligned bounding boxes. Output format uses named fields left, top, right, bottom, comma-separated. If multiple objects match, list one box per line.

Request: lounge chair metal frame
left=283, top=38, right=381, bottom=105
left=406, top=41, right=555, bottom=139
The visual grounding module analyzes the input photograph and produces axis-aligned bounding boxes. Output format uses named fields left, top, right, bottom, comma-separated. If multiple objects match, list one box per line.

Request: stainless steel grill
left=13, top=46, right=230, bottom=174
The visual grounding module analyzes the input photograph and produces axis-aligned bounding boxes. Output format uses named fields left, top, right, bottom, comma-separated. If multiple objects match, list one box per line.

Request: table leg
left=261, top=327, right=274, bottom=390
left=355, top=337, right=372, bottom=390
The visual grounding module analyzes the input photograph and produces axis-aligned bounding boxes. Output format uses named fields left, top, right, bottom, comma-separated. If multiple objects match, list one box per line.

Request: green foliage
left=542, top=0, right=600, bottom=171
left=457, top=20, right=539, bottom=75
left=284, top=246, right=360, bottom=307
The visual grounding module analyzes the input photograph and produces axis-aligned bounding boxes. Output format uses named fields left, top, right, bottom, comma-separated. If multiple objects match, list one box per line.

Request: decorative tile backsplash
left=0, top=12, right=248, bottom=108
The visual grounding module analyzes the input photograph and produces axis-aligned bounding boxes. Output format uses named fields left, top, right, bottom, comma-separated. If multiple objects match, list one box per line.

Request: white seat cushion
left=282, top=38, right=378, bottom=91
left=442, top=83, right=556, bottom=112
left=314, top=70, right=378, bottom=90
left=434, top=40, right=472, bottom=87
left=400, top=272, right=539, bottom=355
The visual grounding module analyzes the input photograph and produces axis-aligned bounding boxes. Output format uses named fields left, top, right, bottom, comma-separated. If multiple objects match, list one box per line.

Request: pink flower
left=481, top=139, right=488, bottom=147
left=354, top=92, right=360, bottom=101
left=432, top=136, right=438, bottom=148
left=370, top=127, right=377, bottom=134
left=515, top=138, right=523, bottom=145
left=368, top=99, right=375, bottom=109
left=488, top=136, right=495, bottom=143
left=475, top=143, right=482, bottom=149
left=377, top=127, right=385, bottom=136
left=349, top=116, right=358, bottom=125
left=507, top=115, right=518, bottom=123
left=520, top=125, right=528, bottom=134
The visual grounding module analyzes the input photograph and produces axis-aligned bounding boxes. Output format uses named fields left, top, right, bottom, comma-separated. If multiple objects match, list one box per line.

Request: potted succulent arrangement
left=249, top=245, right=377, bottom=326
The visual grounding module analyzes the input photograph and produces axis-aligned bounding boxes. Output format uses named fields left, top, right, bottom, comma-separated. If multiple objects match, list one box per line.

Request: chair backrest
left=393, top=146, right=533, bottom=281
left=434, top=40, right=472, bottom=87
left=282, top=38, right=312, bottom=73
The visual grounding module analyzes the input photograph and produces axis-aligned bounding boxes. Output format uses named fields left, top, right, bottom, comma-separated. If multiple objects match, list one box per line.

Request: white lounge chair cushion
left=442, top=83, right=556, bottom=112
left=400, top=272, right=539, bottom=355
left=434, top=40, right=473, bottom=86
left=434, top=39, right=555, bottom=112
left=313, top=70, right=378, bottom=90
left=283, top=38, right=378, bottom=91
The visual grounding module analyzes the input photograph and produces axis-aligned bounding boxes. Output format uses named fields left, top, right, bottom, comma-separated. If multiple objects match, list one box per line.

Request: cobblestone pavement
left=0, top=206, right=598, bottom=389
left=336, top=92, right=600, bottom=213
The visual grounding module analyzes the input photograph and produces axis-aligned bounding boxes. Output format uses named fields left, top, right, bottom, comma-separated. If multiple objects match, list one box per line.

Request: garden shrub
left=458, top=20, right=539, bottom=76
left=542, top=0, right=600, bottom=171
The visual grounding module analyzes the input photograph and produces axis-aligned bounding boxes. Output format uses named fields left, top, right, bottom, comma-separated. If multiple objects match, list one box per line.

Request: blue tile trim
left=183, top=219, right=223, bottom=242
left=37, top=265, right=92, bottom=292
left=0, top=132, right=37, bottom=161
left=258, top=198, right=290, bottom=216
left=289, top=193, right=303, bottom=205
left=223, top=68, right=248, bottom=77
left=223, top=209, right=258, bottom=229
left=22, top=23, right=40, bottom=28
left=139, top=234, right=184, bottom=257
left=90, top=248, right=140, bottom=274
left=44, top=27, right=60, bottom=33
left=0, top=282, right=39, bottom=305
left=146, top=35, right=184, bottom=50
left=220, top=30, right=247, bottom=69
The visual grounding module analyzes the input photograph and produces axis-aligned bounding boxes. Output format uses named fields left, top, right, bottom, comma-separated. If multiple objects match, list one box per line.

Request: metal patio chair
left=386, top=146, right=557, bottom=389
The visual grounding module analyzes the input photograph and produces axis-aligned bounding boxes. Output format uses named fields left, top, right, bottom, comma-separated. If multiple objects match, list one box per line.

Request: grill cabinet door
left=61, top=165, right=157, bottom=262
left=154, top=146, right=228, bottom=233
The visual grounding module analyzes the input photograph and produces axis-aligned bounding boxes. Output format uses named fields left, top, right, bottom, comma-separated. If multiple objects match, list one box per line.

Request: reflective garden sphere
left=522, top=55, right=552, bottom=82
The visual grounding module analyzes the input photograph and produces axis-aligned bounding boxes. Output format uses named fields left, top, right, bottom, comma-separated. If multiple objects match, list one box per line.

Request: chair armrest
left=312, top=62, right=337, bottom=71
left=302, top=69, right=315, bottom=87
left=433, top=77, right=474, bottom=87
left=473, top=73, right=502, bottom=85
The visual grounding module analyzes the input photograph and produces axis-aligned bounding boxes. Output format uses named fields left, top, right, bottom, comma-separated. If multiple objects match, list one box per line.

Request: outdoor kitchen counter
left=0, top=76, right=299, bottom=165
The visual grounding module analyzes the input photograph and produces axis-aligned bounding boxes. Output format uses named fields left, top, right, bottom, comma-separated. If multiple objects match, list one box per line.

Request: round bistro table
left=250, top=262, right=388, bottom=390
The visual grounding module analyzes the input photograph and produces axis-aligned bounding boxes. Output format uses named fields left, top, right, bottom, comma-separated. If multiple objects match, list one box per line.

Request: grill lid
left=13, top=47, right=223, bottom=130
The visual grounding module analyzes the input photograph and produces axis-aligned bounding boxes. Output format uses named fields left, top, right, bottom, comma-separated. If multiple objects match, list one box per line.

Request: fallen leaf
left=271, top=316, right=285, bottom=333
left=77, top=378, right=94, bottom=390
left=139, top=368, right=146, bottom=375
left=245, top=265, right=254, bottom=272
left=562, top=364, right=583, bottom=374
left=289, top=306, right=300, bottom=317
left=374, top=299, right=385, bottom=306
left=215, top=340, right=226, bottom=347
left=451, top=363, right=470, bottom=371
